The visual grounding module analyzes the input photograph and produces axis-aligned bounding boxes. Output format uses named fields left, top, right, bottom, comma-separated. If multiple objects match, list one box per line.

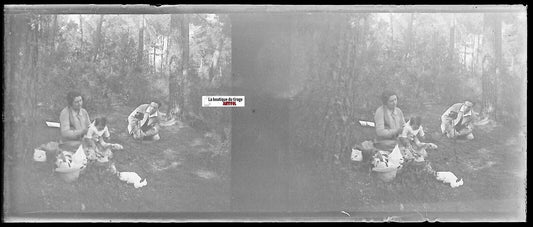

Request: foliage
left=281, top=12, right=526, bottom=208
left=7, top=14, right=230, bottom=127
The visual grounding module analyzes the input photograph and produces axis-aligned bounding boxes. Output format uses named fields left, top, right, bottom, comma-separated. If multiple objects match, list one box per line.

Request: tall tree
left=160, top=36, right=165, bottom=76
left=49, top=15, right=57, bottom=54
left=92, top=15, right=104, bottom=62
left=137, top=15, right=145, bottom=65
left=181, top=15, right=190, bottom=111
left=481, top=13, right=502, bottom=119
left=406, top=13, right=414, bottom=57
left=448, top=16, right=455, bottom=62
left=208, top=31, right=224, bottom=83
left=492, top=13, right=503, bottom=119
left=79, top=15, right=84, bottom=53
left=5, top=14, right=40, bottom=161
left=168, top=14, right=188, bottom=119
left=389, top=13, right=394, bottom=50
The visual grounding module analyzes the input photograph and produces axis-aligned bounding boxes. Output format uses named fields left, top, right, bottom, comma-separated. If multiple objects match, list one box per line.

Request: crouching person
left=440, top=101, right=475, bottom=140
left=127, top=101, right=162, bottom=141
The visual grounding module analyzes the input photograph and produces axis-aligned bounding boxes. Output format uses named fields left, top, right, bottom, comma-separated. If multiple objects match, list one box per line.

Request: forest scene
left=287, top=12, right=527, bottom=217
left=4, top=13, right=232, bottom=214
left=230, top=11, right=526, bottom=220
left=3, top=5, right=527, bottom=222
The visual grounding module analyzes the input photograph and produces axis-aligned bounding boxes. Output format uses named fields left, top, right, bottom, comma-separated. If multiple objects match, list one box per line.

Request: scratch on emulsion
left=341, top=210, right=350, bottom=217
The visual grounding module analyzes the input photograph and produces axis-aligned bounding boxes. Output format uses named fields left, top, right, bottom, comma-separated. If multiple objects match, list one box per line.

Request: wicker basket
left=55, top=165, right=82, bottom=182
left=372, top=151, right=400, bottom=182
left=373, top=167, right=398, bottom=182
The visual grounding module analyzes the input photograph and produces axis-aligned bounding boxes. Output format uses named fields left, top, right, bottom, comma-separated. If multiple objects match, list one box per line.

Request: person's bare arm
left=413, top=136, right=423, bottom=147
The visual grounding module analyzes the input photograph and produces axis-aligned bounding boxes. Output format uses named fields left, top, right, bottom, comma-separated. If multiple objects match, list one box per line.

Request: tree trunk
left=449, top=20, right=455, bottom=61
left=160, top=36, right=164, bottom=77
left=471, top=35, right=476, bottom=76
left=209, top=36, right=225, bottom=82
left=79, top=15, right=83, bottom=53
left=137, top=15, right=144, bottom=66
left=476, top=33, right=481, bottom=74
left=6, top=15, right=40, bottom=161
left=181, top=15, right=190, bottom=115
left=153, top=45, right=156, bottom=73
left=168, top=14, right=185, bottom=119
left=92, top=15, right=104, bottom=62
left=481, top=13, right=501, bottom=120
left=463, top=45, right=467, bottom=71
left=406, top=13, right=414, bottom=57
left=360, top=14, right=369, bottom=61
left=493, top=13, right=503, bottom=120
left=50, top=15, right=57, bottom=54
left=390, top=13, right=394, bottom=50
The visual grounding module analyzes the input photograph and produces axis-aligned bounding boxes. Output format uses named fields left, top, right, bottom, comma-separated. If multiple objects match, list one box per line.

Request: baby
left=399, top=116, right=424, bottom=146
left=398, top=116, right=437, bottom=161
left=85, top=117, right=113, bottom=162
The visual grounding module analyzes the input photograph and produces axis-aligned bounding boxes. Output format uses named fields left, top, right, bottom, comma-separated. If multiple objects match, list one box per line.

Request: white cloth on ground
left=436, top=171, right=464, bottom=188
left=118, top=172, right=148, bottom=188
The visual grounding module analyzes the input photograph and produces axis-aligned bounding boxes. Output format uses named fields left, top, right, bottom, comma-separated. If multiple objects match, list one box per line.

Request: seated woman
left=440, top=100, right=475, bottom=140
left=127, top=101, right=162, bottom=141
left=59, top=91, right=91, bottom=148
left=374, top=91, right=405, bottom=151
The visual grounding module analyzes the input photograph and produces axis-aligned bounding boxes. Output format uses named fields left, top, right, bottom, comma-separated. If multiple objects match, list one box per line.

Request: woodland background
left=3, top=10, right=527, bottom=215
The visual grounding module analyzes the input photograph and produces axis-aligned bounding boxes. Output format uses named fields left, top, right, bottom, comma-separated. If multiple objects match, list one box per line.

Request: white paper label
left=202, top=96, right=245, bottom=107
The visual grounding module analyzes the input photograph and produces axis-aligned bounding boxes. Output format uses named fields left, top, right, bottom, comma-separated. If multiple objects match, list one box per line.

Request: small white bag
left=351, top=148, right=363, bottom=162
left=33, top=149, right=47, bottom=162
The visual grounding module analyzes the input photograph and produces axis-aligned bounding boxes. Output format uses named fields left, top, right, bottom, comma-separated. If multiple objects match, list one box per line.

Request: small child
left=85, top=117, right=112, bottom=162
left=87, top=117, right=110, bottom=143
left=398, top=116, right=425, bottom=161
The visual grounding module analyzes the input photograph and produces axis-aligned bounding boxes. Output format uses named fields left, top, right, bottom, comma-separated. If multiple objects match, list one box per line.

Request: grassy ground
left=340, top=102, right=526, bottom=221
left=5, top=104, right=230, bottom=215
left=3, top=102, right=525, bottom=221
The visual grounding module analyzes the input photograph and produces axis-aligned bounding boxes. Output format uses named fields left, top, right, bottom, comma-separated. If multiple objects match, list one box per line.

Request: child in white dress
left=398, top=116, right=436, bottom=162
left=85, top=117, right=112, bottom=162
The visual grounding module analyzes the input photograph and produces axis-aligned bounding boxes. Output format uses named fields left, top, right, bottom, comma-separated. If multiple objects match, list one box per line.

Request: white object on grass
left=389, top=145, right=404, bottom=166
left=118, top=172, right=148, bottom=188
left=436, top=171, right=464, bottom=188
left=46, top=121, right=60, bottom=128
left=371, top=150, right=401, bottom=171
left=55, top=151, right=84, bottom=182
left=33, top=149, right=47, bottom=162
left=371, top=150, right=400, bottom=182
left=359, top=120, right=375, bottom=127
left=350, top=148, right=363, bottom=162
left=71, top=145, right=88, bottom=169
